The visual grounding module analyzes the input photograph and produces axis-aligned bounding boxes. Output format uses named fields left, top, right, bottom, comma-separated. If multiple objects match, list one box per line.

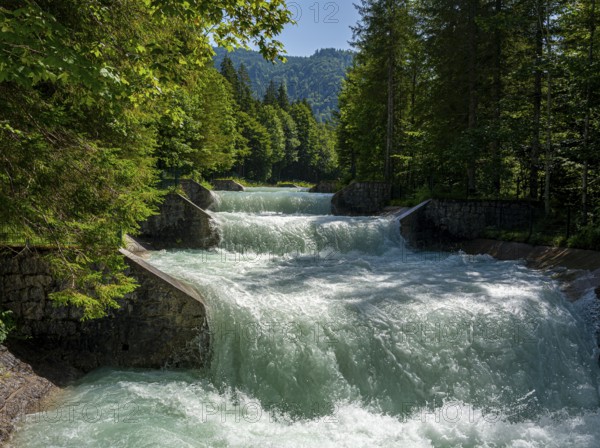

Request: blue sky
left=276, top=1, right=361, bottom=56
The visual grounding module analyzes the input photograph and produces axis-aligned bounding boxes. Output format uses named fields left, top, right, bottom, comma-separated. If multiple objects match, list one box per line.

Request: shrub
left=0, top=310, right=15, bottom=344
left=568, top=225, right=600, bottom=251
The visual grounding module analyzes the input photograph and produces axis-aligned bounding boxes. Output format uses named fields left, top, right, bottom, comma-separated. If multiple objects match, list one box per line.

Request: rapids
left=14, top=188, right=600, bottom=447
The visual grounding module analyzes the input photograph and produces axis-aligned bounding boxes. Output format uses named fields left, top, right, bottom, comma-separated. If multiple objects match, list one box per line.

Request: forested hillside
left=213, top=47, right=353, bottom=121
left=337, top=0, right=599, bottom=247
left=213, top=55, right=338, bottom=184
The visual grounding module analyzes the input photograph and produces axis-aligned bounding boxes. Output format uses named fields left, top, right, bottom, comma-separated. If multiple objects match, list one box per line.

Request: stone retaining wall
left=399, top=199, right=537, bottom=246
left=0, top=249, right=210, bottom=372
left=309, top=181, right=338, bottom=194
left=332, top=182, right=391, bottom=215
left=138, top=193, right=220, bottom=250
left=424, top=199, right=535, bottom=240
left=180, top=179, right=216, bottom=210
left=212, top=179, right=245, bottom=191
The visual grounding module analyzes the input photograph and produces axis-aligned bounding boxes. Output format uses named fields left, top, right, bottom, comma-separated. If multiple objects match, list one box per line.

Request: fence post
left=566, top=206, right=571, bottom=240
left=527, top=205, right=534, bottom=241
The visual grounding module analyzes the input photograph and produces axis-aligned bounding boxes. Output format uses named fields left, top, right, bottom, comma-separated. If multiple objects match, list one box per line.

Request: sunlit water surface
left=14, top=188, right=600, bottom=447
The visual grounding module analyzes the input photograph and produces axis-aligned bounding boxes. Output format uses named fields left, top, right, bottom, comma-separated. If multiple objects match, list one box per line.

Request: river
left=14, top=188, right=600, bottom=447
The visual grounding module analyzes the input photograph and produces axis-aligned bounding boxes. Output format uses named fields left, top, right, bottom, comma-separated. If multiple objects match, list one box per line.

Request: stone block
left=138, top=193, right=221, bottom=250
left=3, top=275, right=24, bottom=291
left=19, top=256, right=45, bottom=275
left=331, top=182, right=391, bottom=216
left=212, top=179, right=245, bottom=191
left=180, top=179, right=217, bottom=210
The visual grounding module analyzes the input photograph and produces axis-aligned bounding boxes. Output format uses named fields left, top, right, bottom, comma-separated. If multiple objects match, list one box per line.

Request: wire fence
left=479, top=203, right=583, bottom=246
left=157, top=168, right=185, bottom=190
left=0, top=225, right=88, bottom=249
left=0, top=201, right=587, bottom=251
left=0, top=225, right=46, bottom=247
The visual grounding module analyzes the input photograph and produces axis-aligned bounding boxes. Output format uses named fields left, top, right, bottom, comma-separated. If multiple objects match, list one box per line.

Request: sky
left=276, top=1, right=361, bottom=57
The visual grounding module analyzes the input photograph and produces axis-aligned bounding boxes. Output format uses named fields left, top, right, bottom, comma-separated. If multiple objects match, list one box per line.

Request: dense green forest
left=213, top=47, right=354, bottom=122
left=0, top=0, right=292, bottom=317
left=338, top=0, right=599, bottom=246
left=209, top=55, right=338, bottom=183
left=2, top=0, right=600, bottom=318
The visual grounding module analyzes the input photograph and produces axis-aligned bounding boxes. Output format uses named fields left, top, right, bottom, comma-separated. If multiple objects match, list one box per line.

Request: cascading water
left=14, top=188, right=600, bottom=447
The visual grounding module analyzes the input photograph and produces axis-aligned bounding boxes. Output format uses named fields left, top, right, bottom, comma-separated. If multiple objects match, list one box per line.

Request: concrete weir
left=397, top=199, right=600, bottom=303
left=395, top=200, right=432, bottom=248
left=138, top=192, right=221, bottom=250
left=332, top=182, right=392, bottom=215
left=212, top=179, right=245, bottom=191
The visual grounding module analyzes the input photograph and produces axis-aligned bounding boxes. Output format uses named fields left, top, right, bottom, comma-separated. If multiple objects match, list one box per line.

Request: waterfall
left=15, top=188, right=600, bottom=448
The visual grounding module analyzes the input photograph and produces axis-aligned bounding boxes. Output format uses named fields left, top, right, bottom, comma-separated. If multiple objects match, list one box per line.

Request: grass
left=566, top=224, right=600, bottom=251
left=214, top=176, right=268, bottom=188
left=158, top=173, right=319, bottom=190
left=480, top=228, right=568, bottom=248
left=276, top=180, right=315, bottom=188
left=198, top=179, right=213, bottom=191
left=478, top=212, right=591, bottom=249
left=389, top=198, right=422, bottom=207
left=215, top=176, right=315, bottom=189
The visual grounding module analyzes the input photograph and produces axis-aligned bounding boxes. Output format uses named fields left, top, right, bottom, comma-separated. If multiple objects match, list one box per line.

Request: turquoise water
left=14, top=188, right=600, bottom=447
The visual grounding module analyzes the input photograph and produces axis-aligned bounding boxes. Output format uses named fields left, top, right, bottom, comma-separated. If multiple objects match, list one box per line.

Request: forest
left=208, top=54, right=338, bottom=184
left=0, top=0, right=294, bottom=317
left=338, top=0, right=599, bottom=247
left=213, top=47, right=354, bottom=121
left=0, top=0, right=599, bottom=317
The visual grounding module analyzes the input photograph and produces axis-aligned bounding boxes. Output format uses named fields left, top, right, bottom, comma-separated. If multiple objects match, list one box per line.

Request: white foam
left=15, top=189, right=600, bottom=447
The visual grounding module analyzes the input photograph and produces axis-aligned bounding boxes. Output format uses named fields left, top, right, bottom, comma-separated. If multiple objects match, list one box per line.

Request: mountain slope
left=213, top=48, right=354, bottom=122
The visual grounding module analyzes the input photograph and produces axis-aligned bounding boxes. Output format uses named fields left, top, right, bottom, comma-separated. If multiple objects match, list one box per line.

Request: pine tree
left=337, top=0, right=415, bottom=182
left=580, top=0, right=596, bottom=223
left=263, top=80, right=279, bottom=106
left=237, top=63, right=255, bottom=112
left=220, top=56, right=239, bottom=95
left=277, top=82, right=290, bottom=110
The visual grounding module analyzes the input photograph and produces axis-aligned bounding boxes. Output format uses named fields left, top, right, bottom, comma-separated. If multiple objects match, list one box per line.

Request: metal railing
left=0, top=225, right=79, bottom=248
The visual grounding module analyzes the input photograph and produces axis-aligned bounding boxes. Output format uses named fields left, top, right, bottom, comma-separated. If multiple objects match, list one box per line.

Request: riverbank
left=3, top=190, right=600, bottom=446
left=0, top=346, right=67, bottom=445
left=450, top=238, right=600, bottom=302
left=0, top=246, right=210, bottom=446
left=395, top=200, right=600, bottom=302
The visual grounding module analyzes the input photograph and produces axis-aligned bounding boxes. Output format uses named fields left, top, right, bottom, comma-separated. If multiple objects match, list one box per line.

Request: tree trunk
left=491, top=0, right=503, bottom=196
left=543, top=1, right=552, bottom=216
left=544, top=70, right=552, bottom=215
left=531, top=0, right=543, bottom=201
left=411, top=66, right=417, bottom=126
left=583, top=160, right=589, bottom=223
left=386, top=48, right=394, bottom=183
left=582, top=0, right=596, bottom=225
left=467, top=0, right=479, bottom=195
